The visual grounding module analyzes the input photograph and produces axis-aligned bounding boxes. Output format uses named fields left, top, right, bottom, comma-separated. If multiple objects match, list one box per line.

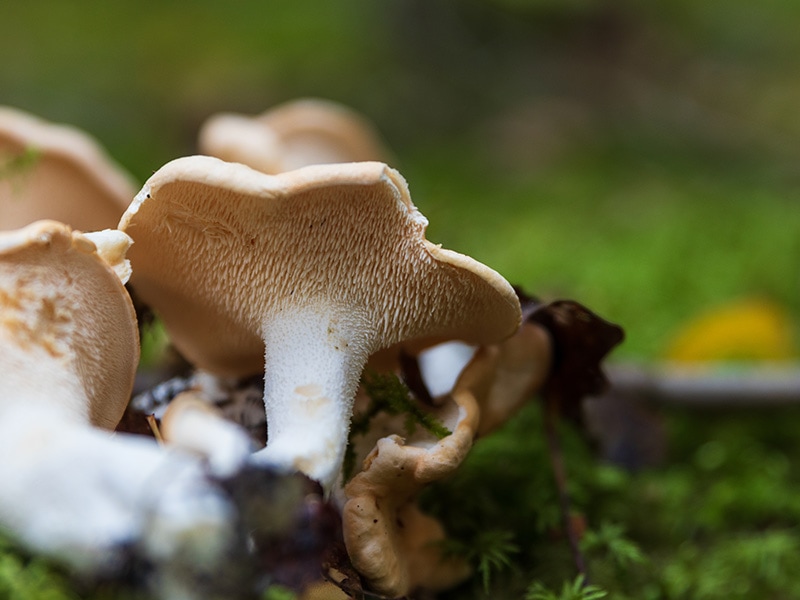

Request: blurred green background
left=4, top=3, right=800, bottom=598
left=2, top=0, right=799, bottom=359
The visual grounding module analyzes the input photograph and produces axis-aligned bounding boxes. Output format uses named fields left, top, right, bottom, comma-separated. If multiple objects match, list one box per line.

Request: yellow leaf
left=665, top=298, right=796, bottom=362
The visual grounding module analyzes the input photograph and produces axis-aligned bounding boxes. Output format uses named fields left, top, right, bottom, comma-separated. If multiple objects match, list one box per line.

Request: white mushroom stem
left=0, top=405, right=235, bottom=576
left=417, top=341, right=478, bottom=400
left=253, top=306, right=372, bottom=490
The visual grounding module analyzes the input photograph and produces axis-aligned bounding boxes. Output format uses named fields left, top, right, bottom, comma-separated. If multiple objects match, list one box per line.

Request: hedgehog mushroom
left=119, top=156, right=521, bottom=490
left=197, top=98, right=390, bottom=174
left=340, top=323, right=551, bottom=597
left=0, top=106, right=136, bottom=231
left=428, top=320, right=553, bottom=436
left=160, top=392, right=254, bottom=478
left=0, top=221, right=235, bottom=576
left=0, top=220, right=138, bottom=565
left=341, top=363, right=482, bottom=596
left=0, top=220, right=137, bottom=428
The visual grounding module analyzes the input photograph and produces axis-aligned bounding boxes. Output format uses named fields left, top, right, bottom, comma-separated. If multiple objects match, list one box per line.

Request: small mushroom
left=119, top=156, right=521, bottom=489
left=198, top=98, right=391, bottom=174
left=466, top=320, right=553, bottom=436
left=339, top=322, right=551, bottom=597
left=0, top=106, right=137, bottom=231
left=342, top=357, right=483, bottom=596
left=160, top=391, right=255, bottom=478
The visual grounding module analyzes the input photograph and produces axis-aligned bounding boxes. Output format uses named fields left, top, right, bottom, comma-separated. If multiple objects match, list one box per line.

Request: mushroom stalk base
left=253, top=306, right=371, bottom=490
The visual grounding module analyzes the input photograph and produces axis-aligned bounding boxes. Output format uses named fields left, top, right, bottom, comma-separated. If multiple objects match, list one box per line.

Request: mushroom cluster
left=0, top=102, right=604, bottom=600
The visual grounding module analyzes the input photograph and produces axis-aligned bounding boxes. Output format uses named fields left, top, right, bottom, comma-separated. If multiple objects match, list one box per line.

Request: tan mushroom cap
left=471, top=321, right=553, bottom=436
left=0, top=220, right=138, bottom=429
left=0, top=106, right=137, bottom=231
left=120, top=156, right=520, bottom=377
left=198, top=98, right=391, bottom=174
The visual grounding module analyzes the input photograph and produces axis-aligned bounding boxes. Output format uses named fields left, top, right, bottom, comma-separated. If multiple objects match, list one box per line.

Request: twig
left=146, top=414, right=164, bottom=445
left=542, top=400, right=588, bottom=581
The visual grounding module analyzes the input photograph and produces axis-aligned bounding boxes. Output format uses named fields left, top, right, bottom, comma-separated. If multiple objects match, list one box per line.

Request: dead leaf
left=527, top=297, right=624, bottom=425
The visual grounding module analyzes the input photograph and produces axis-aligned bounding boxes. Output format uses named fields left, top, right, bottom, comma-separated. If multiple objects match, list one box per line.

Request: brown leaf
left=527, top=298, right=624, bottom=424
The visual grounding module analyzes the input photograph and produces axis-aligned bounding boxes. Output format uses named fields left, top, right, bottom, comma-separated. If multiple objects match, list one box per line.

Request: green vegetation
left=424, top=402, right=800, bottom=599
left=359, top=371, right=452, bottom=440
left=343, top=372, right=451, bottom=482
left=0, top=540, right=75, bottom=600
left=526, top=575, right=607, bottom=600
left=0, top=147, right=40, bottom=185
left=263, top=585, right=297, bottom=600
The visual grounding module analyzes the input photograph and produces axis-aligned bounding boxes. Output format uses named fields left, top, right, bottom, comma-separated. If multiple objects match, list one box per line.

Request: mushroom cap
left=160, top=392, right=254, bottom=477
left=198, top=98, right=391, bottom=174
left=0, top=220, right=138, bottom=428
left=0, top=106, right=137, bottom=231
left=119, top=156, right=521, bottom=378
left=463, top=321, right=553, bottom=436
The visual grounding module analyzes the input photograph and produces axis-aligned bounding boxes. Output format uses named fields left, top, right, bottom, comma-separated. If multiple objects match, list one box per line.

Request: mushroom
left=0, top=106, right=137, bottom=231
left=160, top=391, right=255, bottom=478
left=197, top=98, right=391, bottom=174
left=0, top=220, right=236, bottom=580
left=119, top=156, right=521, bottom=489
left=339, top=322, right=551, bottom=597
left=0, top=219, right=137, bottom=428
left=341, top=351, right=484, bottom=596
left=467, top=320, right=553, bottom=436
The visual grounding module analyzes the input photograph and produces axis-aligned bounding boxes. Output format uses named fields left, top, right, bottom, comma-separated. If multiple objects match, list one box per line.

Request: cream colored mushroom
left=0, top=220, right=137, bottom=428
left=0, top=221, right=235, bottom=577
left=455, top=320, right=552, bottom=436
left=339, top=316, right=552, bottom=596
left=198, top=98, right=390, bottom=174
left=0, top=107, right=137, bottom=232
left=160, top=392, right=254, bottom=478
left=342, top=352, right=485, bottom=597
left=119, top=156, right=521, bottom=490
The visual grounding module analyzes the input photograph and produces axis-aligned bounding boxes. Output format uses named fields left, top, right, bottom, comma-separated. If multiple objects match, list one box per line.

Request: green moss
left=343, top=371, right=452, bottom=482
left=0, top=545, right=76, bottom=600
left=0, top=147, right=40, bottom=183
left=526, top=575, right=608, bottom=600
left=426, top=402, right=800, bottom=599
left=263, top=584, right=297, bottom=600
